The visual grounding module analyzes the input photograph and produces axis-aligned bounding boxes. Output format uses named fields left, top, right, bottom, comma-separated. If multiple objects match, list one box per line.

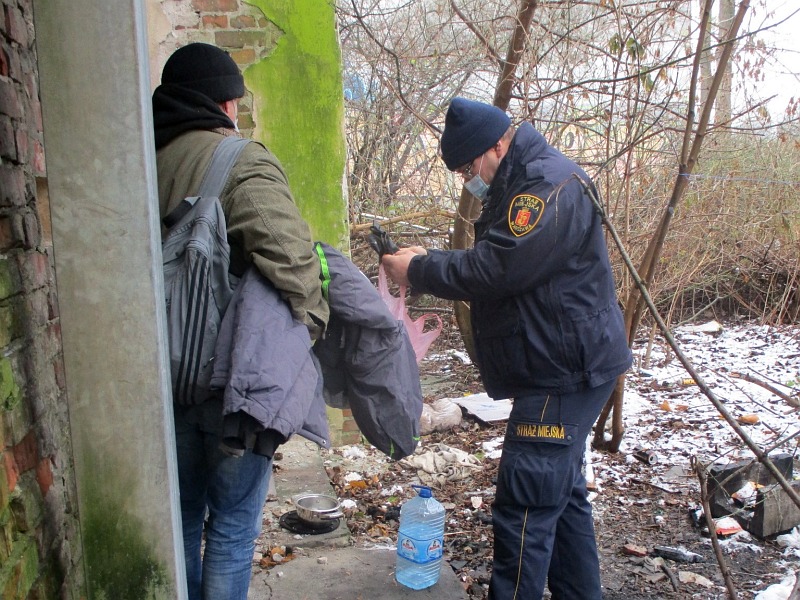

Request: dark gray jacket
left=313, top=243, right=422, bottom=460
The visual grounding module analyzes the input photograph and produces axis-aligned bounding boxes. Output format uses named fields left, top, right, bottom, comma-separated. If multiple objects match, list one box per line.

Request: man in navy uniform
left=382, top=97, right=631, bottom=599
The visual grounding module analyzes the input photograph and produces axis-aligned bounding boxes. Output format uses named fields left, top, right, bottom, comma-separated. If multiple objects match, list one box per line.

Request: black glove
left=367, top=220, right=400, bottom=257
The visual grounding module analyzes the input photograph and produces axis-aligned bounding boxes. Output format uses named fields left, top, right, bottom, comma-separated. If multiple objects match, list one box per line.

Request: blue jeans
left=174, top=406, right=271, bottom=600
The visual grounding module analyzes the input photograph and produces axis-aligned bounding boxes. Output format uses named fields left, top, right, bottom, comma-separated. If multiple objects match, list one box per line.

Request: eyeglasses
left=457, top=159, right=477, bottom=178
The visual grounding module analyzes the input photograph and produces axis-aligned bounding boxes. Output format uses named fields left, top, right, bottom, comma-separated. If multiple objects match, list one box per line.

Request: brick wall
left=153, top=0, right=284, bottom=139
left=154, top=0, right=361, bottom=446
left=0, top=1, right=85, bottom=598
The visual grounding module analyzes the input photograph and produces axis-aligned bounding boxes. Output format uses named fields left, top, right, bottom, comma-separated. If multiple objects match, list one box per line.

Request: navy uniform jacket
left=408, top=122, right=632, bottom=399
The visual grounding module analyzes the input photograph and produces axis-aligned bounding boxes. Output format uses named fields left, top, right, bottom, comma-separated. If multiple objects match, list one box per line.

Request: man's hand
left=381, top=247, right=426, bottom=288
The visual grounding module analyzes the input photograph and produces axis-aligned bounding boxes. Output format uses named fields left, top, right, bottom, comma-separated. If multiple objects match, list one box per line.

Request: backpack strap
left=163, top=136, right=250, bottom=229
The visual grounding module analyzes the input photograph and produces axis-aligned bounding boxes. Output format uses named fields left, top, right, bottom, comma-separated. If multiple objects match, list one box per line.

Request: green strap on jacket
left=314, top=242, right=331, bottom=302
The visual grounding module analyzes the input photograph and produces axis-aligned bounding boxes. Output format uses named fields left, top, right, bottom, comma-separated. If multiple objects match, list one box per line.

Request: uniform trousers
left=488, top=379, right=615, bottom=600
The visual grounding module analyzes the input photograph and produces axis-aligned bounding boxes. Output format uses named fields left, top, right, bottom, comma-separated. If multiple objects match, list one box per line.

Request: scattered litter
left=777, top=527, right=800, bottom=556
left=447, top=349, right=472, bottom=365
left=481, top=437, right=503, bottom=459
left=754, top=573, right=798, bottom=600
left=737, top=413, right=760, bottom=425
left=732, top=481, right=759, bottom=507
left=344, top=471, right=371, bottom=490
left=260, top=545, right=294, bottom=569
left=451, top=393, right=513, bottom=423
left=629, top=555, right=667, bottom=582
left=661, top=465, right=692, bottom=483
left=683, top=319, right=724, bottom=334
left=678, top=570, right=715, bottom=588
left=420, top=397, right=463, bottom=435
left=400, top=443, right=482, bottom=486
left=379, top=484, right=403, bottom=498
left=270, top=322, right=800, bottom=599
left=688, top=505, right=704, bottom=529
left=713, top=516, right=743, bottom=537
left=717, top=536, right=761, bottom=554
left=652, top=545, right=704, bottom=563
left=633, top=449, right=659, bottom=465
left=342, top=446, right=367, bottom=460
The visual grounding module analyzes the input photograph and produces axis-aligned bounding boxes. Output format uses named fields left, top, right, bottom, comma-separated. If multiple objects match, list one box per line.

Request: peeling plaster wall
left=145, top=0, right=348, bottom=247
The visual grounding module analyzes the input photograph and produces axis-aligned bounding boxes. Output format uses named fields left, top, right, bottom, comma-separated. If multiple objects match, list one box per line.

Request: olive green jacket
left=157, top=129, right=329, bottom=339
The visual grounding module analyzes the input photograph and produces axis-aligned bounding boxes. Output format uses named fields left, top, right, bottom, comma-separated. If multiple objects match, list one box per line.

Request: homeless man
left=152, top=42, right=329, bottom=600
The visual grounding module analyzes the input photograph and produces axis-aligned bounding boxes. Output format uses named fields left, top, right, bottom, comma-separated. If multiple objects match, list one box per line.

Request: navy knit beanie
left=440, top=98, right=511, bottom=171
left=161, top=43, right=245, bottom=102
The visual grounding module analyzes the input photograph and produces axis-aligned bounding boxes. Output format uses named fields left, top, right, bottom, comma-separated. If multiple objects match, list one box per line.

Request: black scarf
left=152, top=84, right=235, bottom=149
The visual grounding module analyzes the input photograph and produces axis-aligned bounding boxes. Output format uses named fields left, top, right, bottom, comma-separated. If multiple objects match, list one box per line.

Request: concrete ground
left=248, top=437, right=468, bottom=600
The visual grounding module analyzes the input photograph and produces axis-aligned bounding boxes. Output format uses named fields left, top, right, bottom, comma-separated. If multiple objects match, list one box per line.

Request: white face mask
left=234, top=118, right=240, bottom=133
left=463, top=155, right=489, bottom=201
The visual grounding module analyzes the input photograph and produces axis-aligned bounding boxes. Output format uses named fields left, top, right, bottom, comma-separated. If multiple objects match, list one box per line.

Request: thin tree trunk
left=716, top=0, right=735, bottom=128
left=700, top=1, right=714, bottom=109
left=594, top=0, right=751, bottom=452
left=452, top=0, right=539, bottom=362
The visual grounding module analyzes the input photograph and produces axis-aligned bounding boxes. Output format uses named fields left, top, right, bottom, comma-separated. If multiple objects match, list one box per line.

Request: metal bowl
left=292, top=493, right=343, bottom=526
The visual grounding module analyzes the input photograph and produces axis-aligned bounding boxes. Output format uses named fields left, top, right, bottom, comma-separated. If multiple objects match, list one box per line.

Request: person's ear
left=219, top=99, right=238, bottom=122
left=494, top=137, right=509, bottom=160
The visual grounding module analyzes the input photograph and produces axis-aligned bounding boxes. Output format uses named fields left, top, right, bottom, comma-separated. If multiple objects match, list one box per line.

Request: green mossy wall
left=245, top=0, right=349, bottom=250
left=80, top=448, right=172, bottom=600
left=0, top=358, right=21, bottom=411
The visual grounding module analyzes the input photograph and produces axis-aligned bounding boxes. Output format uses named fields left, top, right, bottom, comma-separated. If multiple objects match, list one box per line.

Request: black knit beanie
left=440, top=98, right=511, bottom=171
left=161, top=42, right=245, bottom=102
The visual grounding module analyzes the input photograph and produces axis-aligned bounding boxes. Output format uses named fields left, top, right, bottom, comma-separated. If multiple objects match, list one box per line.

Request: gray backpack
left=161, top=136, right=250, bottom=405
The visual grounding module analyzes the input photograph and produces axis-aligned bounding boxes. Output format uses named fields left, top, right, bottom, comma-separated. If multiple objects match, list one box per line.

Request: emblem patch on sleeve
left=508, top=194, right=544, bottom=237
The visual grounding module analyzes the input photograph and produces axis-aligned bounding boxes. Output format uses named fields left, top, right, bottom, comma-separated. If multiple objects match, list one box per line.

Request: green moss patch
left=244, top=0, right=349, bottom=249
left=80, top=451, right=172, bottom=600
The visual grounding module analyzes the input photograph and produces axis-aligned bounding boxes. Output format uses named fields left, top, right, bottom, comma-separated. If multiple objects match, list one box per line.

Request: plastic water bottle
left=395, top=484, right=446, bottom=590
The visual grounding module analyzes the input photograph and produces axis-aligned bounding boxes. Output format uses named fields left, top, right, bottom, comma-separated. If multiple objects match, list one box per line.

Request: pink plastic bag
left=377, top=264, right=443, bottom=363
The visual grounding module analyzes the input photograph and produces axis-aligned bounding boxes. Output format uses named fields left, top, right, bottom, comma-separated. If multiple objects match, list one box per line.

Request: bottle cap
left=413, top=484, right=432, bottom=498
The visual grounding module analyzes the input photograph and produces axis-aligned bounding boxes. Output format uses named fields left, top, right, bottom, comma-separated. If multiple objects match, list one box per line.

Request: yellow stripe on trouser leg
left=512, top=507, right=529, bottom=600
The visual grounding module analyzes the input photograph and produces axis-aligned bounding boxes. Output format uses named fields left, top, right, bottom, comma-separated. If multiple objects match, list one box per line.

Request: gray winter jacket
left=210, top=267, right=330, bottom=454
left=211, top=244, right=423, bottom=461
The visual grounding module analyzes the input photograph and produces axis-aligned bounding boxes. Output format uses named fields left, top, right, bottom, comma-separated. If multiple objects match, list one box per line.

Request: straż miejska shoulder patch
left=508, top=194, right=544, bottom=237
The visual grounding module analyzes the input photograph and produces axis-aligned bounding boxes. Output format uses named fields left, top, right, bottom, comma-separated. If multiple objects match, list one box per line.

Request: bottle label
left=397, top=532, right=443, bottom=564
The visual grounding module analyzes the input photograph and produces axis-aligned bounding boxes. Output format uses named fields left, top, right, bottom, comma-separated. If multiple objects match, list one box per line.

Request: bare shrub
left=338, top=0, right=800, bottom=325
